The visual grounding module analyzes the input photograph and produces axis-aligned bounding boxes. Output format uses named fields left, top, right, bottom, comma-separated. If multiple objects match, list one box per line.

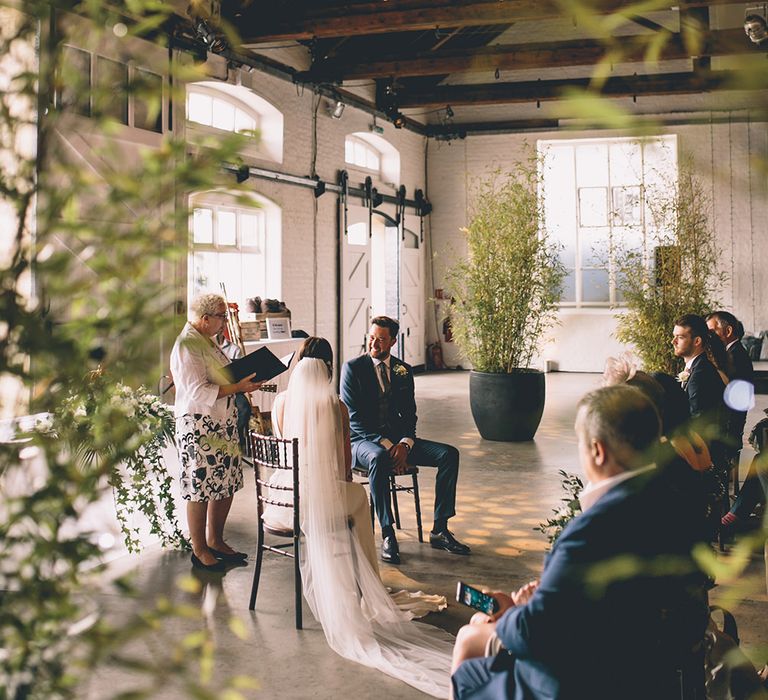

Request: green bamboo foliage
left=447, top=160, right=565, bottom=373
left=614, top=160, right=725, bottom=374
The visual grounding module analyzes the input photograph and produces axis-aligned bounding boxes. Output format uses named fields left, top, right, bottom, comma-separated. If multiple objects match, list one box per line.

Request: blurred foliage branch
left=1, top=1, right=256, bottom=698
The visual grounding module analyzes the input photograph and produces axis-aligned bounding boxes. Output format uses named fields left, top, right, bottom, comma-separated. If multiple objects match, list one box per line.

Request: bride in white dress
left=264, top=339, right=453, bottom=698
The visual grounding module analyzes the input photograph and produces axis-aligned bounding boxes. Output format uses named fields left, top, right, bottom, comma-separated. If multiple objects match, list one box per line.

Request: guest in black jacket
left=706, top=310, right=755, bottom=449
left=672, top=314, right=728, bottom=467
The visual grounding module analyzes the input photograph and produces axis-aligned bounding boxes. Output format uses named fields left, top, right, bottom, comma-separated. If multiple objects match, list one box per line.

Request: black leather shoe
left=191, top=553, right=227, bottom=572
left=430, top=530, right=471, bottom=555
left=381, top=534, right=401, bottom=565
left=210, top=548, right=248, bottom=563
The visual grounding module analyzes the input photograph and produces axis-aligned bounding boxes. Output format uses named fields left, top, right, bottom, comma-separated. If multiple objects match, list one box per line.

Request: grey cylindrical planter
left=469, top=369, right=546, bottom=442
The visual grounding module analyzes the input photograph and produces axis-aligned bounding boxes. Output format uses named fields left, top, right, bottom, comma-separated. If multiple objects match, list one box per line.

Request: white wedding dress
left=275, top=358, right=454, bottom=698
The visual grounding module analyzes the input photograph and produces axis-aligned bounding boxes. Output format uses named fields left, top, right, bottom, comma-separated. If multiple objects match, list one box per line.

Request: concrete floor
left=84, top=371, right=768, bottom=699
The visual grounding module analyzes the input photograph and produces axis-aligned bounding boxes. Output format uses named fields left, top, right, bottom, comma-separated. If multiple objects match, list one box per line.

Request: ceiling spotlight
left=392, top=112, right=406, bottom=129
left=193, top=16, right=229, bottom=54
left=445, top=105, right=454, bottom=118
left=744, top=7, right=768, bottom=43
left=330, top=100, right=345, bottom=119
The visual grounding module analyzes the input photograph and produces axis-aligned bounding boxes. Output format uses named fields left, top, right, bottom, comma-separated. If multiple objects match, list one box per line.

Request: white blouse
left=170, top=322, right=233, bottom=420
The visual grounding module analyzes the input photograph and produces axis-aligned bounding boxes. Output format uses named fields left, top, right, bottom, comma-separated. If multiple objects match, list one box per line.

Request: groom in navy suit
left=340, top=315, right=469, bottom=565
left=451, top=385, right=709, bottom=700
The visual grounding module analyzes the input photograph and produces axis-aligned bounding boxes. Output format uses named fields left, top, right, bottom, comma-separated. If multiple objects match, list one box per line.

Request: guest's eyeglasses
left=209, top=313, right=228, bottom=320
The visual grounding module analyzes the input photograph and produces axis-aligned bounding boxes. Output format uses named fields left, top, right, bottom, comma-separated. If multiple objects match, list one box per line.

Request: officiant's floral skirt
left=176, top=412, right=243, bottom=501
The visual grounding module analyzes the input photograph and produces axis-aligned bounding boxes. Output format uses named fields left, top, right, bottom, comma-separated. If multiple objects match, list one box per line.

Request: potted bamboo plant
left=446, top=159, right=564, bottom=441
left=613, top=160, right=724, bottom=374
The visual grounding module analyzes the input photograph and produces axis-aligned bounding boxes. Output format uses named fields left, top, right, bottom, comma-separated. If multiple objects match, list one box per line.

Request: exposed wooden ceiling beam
left=395, top=69, right=753, bottom=107
left=237, top=0, right=733, bottom=44
left=295, top=28, right=757, bottom=82
left=425, top=110, right=767, bottom=137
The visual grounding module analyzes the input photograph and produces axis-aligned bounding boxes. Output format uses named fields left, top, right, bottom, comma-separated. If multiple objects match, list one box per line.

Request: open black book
left=225, top=348, right=295, bottom=383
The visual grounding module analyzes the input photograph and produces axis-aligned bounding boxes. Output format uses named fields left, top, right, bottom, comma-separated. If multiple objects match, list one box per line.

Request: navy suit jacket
left=684, top=353, right=725, bottom=420
left=340, top=354, right=417, bottom=445
left=481, top=471, right=708, bottom=700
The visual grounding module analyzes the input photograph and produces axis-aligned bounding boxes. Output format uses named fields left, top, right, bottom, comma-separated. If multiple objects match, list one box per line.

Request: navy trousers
left=352, top=437, right=459, bottom=531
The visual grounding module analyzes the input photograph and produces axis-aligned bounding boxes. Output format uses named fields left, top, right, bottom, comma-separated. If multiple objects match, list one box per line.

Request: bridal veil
left=282, top=358, right=453, bottom=698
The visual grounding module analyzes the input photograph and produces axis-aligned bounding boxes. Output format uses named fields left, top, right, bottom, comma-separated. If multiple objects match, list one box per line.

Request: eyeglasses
left=209, top=313, right=228, bottom=320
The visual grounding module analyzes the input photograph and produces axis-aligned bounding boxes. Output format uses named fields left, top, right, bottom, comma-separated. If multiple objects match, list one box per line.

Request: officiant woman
left=170, top=293, right=262, bottom=572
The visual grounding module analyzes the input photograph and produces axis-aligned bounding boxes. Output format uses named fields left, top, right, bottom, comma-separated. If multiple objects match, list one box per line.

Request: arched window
left=344, top=132, right=400, bottom=186
left=187, top=89, right=257, bottom=134
left=345, top=136, right=380, bottom=172
left=186, top=82, right=284, bottom=163
left=188, top=190, right=281, bottom=309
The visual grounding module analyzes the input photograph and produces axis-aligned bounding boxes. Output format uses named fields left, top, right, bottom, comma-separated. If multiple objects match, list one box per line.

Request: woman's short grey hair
left=190, top=293, right=226, bottom=320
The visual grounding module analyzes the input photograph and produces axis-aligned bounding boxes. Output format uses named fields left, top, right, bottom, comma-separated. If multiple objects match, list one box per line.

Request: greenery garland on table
left=534, top=470, right=584, bottom=549
left=57, top=379, right=188, bottom=553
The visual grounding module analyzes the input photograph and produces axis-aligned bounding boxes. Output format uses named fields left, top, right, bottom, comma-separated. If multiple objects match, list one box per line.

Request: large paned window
left=188, top=193, right=281, bottom=309
left=57, top=45, right=163, bottom=133
left=539, top=135, right=678, bottom=307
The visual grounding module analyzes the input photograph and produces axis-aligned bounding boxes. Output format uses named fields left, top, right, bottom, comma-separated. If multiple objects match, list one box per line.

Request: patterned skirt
left=176, top=412, right=243, bottom=501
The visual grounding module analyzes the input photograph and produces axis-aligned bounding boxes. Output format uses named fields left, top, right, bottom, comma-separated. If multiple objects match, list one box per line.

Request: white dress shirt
left=170, top=322, right=233, bottom=420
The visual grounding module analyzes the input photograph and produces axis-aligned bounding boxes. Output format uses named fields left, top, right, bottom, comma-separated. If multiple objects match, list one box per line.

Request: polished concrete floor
left=84, top=371, right=768, bottom=699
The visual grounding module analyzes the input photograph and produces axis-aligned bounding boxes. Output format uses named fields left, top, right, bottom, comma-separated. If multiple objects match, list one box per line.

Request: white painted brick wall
left=427, top=123, right=768, bottom=372
left=201, top=69, right=427, bottom=359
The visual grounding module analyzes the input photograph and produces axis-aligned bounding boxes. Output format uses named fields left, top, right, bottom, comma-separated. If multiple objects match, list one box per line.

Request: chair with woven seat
left=248, top=432, right=303, bottom=629
left=352, top=464, right=424, bottom=543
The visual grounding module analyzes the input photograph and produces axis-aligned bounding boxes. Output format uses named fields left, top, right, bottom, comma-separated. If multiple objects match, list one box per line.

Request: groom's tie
left=378, top=362, right=390, bottom=393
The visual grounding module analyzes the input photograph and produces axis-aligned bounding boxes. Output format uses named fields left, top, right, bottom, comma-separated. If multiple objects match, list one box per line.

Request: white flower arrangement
left=676, top=369, right=691, bottom=384
left=57, top=382, right=184, bottom=553
left=393, top=364, right=408, bottom=377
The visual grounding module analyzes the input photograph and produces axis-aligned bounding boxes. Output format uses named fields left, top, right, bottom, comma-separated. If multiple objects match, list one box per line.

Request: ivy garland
left=58, top=379, right=189, bottom=553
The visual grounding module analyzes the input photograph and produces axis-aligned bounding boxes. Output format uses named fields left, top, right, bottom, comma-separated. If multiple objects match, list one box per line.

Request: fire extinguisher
left=443, top=315, right=453, bottom=342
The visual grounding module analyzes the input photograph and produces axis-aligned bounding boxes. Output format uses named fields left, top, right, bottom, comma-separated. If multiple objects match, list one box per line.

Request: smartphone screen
left=456, top=581, right=499, bottom=615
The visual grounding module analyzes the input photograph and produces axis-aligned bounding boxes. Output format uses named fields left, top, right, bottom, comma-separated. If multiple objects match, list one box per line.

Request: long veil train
left=282, top=358, right=453, bottom=698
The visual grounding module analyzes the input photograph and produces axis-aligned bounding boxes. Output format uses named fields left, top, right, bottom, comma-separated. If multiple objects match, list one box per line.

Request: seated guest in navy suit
left=340, top=315, right=469, bottom=565
left=451, top=385, right=709, bottom=700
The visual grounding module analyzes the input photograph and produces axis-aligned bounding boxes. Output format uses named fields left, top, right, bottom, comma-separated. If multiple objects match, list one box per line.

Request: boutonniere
left=676, top=369, right=690, bottom=384
left=392, top=364, right=408, bottom=378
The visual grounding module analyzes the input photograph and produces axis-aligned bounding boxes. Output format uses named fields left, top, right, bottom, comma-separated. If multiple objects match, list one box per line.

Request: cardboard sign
left=266, top=316, right=291, bottom=340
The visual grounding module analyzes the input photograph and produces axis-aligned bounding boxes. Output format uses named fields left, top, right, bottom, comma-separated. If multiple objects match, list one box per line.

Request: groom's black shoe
left=430, top=530, right=471, bottom=555
left=381, top=534, right=401, bottom=565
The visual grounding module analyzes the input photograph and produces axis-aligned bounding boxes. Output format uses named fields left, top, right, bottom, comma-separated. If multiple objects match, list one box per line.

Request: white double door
left=341, top=204, right=424, bottom=368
